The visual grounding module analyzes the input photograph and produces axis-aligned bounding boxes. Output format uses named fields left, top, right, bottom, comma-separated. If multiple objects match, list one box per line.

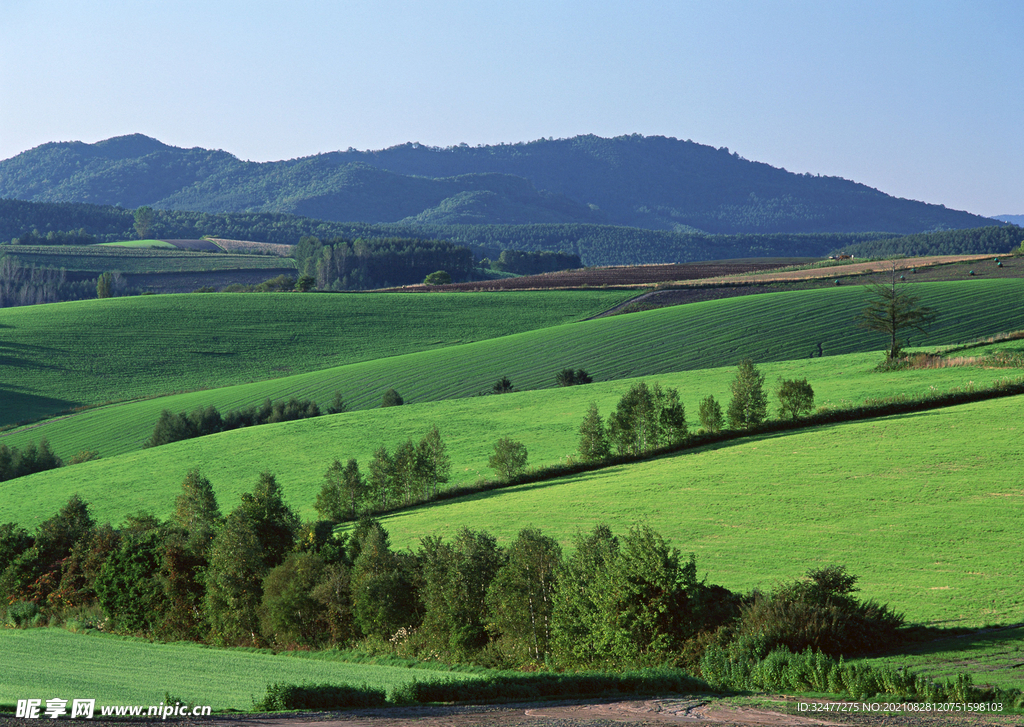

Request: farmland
left=0, top=289, right=633, bottom=426
left=4, top=255, right=1024, bottom=714
left=3, top=346, right=1023, bottom=587
left=4, top=278, right=1024, bottom=457
left=0, top=244, right=294, bottom=274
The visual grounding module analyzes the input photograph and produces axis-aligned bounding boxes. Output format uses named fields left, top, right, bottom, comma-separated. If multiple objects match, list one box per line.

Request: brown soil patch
left=694, top=254, right=998, bottom=285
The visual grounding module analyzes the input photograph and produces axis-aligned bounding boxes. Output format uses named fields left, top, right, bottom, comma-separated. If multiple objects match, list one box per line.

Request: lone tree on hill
left=859, top=263, right=937, bottom=360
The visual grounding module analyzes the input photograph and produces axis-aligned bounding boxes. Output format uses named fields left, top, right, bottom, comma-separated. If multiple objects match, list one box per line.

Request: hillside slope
left=0, top=134, right=999, bottom=234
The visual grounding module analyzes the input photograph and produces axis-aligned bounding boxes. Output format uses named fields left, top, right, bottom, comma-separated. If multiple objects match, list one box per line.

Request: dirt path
left=25, top=697, right=1015, bottom=727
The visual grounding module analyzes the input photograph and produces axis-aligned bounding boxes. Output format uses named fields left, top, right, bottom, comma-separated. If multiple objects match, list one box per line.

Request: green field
left=5, top=276, right=1024, bottom=701
left=98, top=239, right=179, bottom=249
left=1, top=245, right=295, bottom=273
left=362, top=394, right=1024, bottom=628
left=3, top=355, right=1023, bottom=632
left=0, top=629, right=483, bottom=711
left=0, top=289, right=633, bottom=425
left=5, top=279, right=1024, bottom=450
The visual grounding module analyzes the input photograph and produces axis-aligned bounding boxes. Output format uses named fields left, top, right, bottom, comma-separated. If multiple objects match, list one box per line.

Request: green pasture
left=0, top=245, right=294, bottom=273
left=97, top=239, right=178, bottom=249
left=0, top=289, right=632, bottom=426
left=360, top=394, right=1024, bottom=628
left=0, top=629, right=483, bottom=711
left=2, top=347, right=1019, bottom=542
left=6, top=279, right=1024, bottom=454
left=856, top=626, right=1024, bottom=690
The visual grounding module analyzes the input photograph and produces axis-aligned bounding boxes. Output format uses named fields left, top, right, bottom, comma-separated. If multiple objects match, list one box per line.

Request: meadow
left=3, top=351, right=1022, bottom=632
left=0, top=628, right=484, bottom=711
left=0, top=289, right=632, bottom=425
left=5, top=279, right=1024, bottom=451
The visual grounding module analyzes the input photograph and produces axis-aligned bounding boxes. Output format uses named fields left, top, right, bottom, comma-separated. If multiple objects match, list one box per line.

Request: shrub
left=253, top=682, right=386, bottom=711
left=380, top=389, right=404, bottom=407
left=423, top=270, right=452, bottom=285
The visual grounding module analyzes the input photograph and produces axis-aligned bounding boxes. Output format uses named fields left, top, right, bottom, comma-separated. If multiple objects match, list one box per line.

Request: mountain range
left=0, top=134, right=1000, bottom=236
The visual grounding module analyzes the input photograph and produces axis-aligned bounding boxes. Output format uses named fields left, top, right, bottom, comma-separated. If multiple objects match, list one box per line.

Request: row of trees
left=577, top=365, right=816, bottom=463
left=314, top=426, right=452, bottom=520
left=146, top=397, right=327, bottom=448
left=0, top=484, right=903, bottom=670
left=0, top=440, right=63, bottom=482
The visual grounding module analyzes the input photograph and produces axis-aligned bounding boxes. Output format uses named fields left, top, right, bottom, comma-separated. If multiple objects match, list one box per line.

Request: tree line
left=0, top=479, right=903, bottom=674
left=146, top=397, right=329, bottom=448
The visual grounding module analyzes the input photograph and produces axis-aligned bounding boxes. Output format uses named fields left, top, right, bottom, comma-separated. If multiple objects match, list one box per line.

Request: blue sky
left=1, top=0, right=1021, bottom=216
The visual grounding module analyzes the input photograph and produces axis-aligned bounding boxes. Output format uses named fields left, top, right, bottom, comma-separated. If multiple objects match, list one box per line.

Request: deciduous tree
left=727, top=360, right=767, bottom=429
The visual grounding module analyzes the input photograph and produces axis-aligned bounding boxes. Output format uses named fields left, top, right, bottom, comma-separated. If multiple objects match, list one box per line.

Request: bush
left=380, top=389, right=404, bottom=407
left=6, top=600, right=39, bottom=627
left=423, top=270, right=452, bottom=285
left=253, top=682, right=386, bottom=711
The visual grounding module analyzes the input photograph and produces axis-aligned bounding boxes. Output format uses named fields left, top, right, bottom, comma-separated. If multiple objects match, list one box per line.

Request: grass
left=1, top=245, right=294, bottom=273
left=97, top=239, right=179, bottom=249
left=4, top=348, right=1019, bottom=597
left=855, top=626, right=1024, bottom=691
left=355, top=394, right=1024, bottom=629
left=7, top=278, right=1024, bottom=453
left=0, top=289, right=633, bottom=426
left=0, top=628, right=484, bottom=711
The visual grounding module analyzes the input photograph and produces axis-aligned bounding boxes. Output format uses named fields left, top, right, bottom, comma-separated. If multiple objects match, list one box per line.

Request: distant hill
left=0, top=133, right=999, bottom=235
left=994, top=214, right=1024, bottom=226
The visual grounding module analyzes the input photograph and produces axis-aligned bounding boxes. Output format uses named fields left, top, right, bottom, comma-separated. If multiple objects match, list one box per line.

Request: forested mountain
left=0, top=134, right=1000, bottom=235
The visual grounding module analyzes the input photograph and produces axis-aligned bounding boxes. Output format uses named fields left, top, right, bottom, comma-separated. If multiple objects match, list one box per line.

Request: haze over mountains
left=0, top=134, right=1000, bottom=236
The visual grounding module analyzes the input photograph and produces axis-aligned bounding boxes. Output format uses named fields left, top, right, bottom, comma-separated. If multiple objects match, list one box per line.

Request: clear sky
left=1, top=0, right=1021, bottom=216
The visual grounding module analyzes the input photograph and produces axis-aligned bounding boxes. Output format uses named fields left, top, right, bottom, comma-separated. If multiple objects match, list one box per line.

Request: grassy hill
left=0, top=289, right=632, bottom=426
left=3, top=343, right=1020, bottom=532
left=5, top=279, right=1024, bottom=456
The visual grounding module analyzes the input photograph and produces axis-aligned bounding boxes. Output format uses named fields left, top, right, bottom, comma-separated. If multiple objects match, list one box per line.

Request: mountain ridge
left=0, top=133, right=1000, bottom=235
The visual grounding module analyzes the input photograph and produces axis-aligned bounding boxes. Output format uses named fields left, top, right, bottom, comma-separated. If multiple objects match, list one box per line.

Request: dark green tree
left=133, top=206, right=154, bottom=239
left=204, top=509, right=267, bottom=645
left=380, top=388, right=404, bottom=407
left=577, top=403, right=610, bottom=462
left=727, top=359, right=767, bottom=429
left=492, top=376, right=514, bottom=394
left=777, top=378, right=815, bottom=420
left=349, top=524, right=420, bottom=640
left=488, top=437, right=528, bottom=480
left=415, top=426, right=451, bottom=499
left=327, top=391, right=348, bottom=415
left=551, top=525, right=619, bottom=667
left=608, top=382, right=687, bottom=455
left=96, top=272, right=113, bottom=299
left=172, top=469, right=222, bottom=554
left=419, top=528, right=504, bottom=658
left=259, top=551, right=328, bottom=646
left=237, top=471, right=299, bottom=569
left=486, top=528, right=562, bottom=662
left=698, top=395, right=724, bottom=433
